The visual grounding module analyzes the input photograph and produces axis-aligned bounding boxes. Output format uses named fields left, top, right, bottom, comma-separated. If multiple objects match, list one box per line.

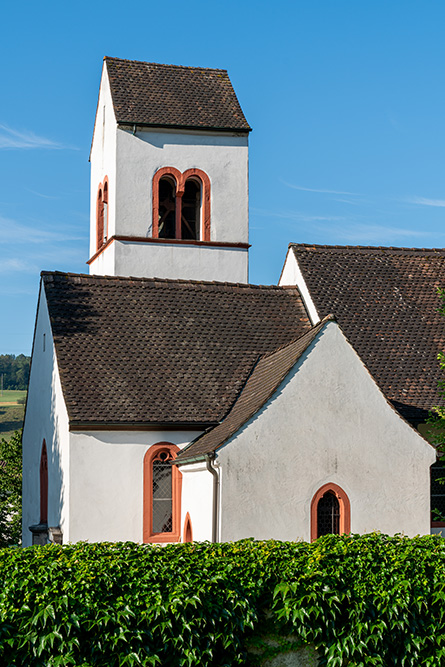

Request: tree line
left=0, top=355, right=30, bottom=391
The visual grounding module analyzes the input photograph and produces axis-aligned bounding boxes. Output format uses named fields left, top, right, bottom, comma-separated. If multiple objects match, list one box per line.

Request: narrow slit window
left=40, top=441, right=48, bottom=524
left=181, top=179, right=200, bottom=240
left=158, top=178, right=176, bottom=239
left=97, top=187, right=104, bottom=250
left=317, top=491, right=340, bottom=537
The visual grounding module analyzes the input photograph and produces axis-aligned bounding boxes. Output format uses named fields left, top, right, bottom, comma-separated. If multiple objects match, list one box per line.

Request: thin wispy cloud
left=406, top=196, right=445, bottom=208
left=324, top=223, right=428, bottom=244
left=0, top=123, right=76, bottom=150
left=26, top=189, right=60, bottom=200
left=251, top=207, right=345, bottom=223
left=0, top=216, right=85, bottom=244
left=282, top=180, right=362, bottom=196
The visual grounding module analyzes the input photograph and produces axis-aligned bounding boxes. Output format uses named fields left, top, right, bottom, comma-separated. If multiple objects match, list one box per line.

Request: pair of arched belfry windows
left=152, top=168, right=211, bottom=242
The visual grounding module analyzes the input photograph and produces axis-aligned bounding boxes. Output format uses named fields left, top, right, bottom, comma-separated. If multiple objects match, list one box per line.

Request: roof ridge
left=41, top=271, right=299, bottom=291
left=290, top=243, right=445, bottom=254
left=104, top=56, right=228, bottom=74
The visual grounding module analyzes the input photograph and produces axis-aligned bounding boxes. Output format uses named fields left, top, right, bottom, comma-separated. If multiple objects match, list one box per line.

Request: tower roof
left=104, top=57, right=251, bottom=132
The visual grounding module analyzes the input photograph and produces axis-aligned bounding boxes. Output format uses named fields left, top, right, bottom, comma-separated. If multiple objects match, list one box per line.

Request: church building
left=22, top=57, right=440, bottom=547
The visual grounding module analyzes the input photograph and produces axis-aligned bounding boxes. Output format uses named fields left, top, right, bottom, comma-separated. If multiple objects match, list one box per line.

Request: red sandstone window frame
left=143, top=442, right=182, bottom=543
left=152, top=167, right=211, bottom=242
left=310, top=483, right=350, bottom=542
left=40, top=440, right=48, bottom=524
left=183, top=511, right=193, bottom=543
left=96, top=177, right=109, bottom=251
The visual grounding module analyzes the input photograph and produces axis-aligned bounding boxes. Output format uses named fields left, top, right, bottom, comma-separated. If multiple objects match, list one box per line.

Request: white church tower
left=88, top=57, right=251, bottom=283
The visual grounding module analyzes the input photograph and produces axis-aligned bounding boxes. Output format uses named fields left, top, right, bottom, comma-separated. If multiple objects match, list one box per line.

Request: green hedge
left=0, top=534, right=444, bottom=666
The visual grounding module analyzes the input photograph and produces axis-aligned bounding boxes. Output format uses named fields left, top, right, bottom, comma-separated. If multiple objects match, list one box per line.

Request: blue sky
left=1, top=1, right=444, bottom=355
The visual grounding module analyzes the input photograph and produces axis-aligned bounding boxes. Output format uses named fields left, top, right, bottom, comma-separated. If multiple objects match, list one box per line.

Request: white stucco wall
left=180, top=462, right=214, bottom=542
left=279, top=249, right=319, bottom=324
left=217, top=322, right=435, bottom=542
left=89, top=63, right=117, bottom=259
left=22, top=286, right=70, bottom=546
left=68, top=429, right=205, bottom=543
left=89, top=240, right=248, bottom=283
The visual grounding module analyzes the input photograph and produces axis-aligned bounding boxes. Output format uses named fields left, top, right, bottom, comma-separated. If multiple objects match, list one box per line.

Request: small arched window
left=40, top=440, right=48, bottom=524
left=152, top=167, right=210, bottom=242
left=143, top=443, right=182, bottom=543
left=158, top=176, right=177, bottom=239
left=310, top=483, right=350, bottom=542
left=183, top=512, right=193, bottom=543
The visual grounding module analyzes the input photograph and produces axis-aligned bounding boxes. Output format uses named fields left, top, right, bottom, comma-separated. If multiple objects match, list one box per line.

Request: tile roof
left=104, top=57, right=251, bottom=132
left=291, top=244, right=445, bottom=423
left=42, top=272, right=310, bottom=427
left=176, top=316, right=334, bottom=461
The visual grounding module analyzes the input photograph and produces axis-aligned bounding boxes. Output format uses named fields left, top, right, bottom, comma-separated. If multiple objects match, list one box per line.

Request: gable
left=289, top=244, right=445, bottom=424
left=42, top=272, right=310, bottom=428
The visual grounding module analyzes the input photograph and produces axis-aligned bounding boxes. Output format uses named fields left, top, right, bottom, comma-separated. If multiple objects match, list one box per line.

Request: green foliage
left=0, top=430, right=22, bottom=547
left=0, top=354, right=30, bottom=391
left=0, top=535, right=444, bottom=665
left=428, top=288, right=445, bottom=452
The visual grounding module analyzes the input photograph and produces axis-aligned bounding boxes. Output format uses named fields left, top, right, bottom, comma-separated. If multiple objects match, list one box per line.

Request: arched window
left=40, top=440, right=48, bottom=524
left=310, top=483, right=350, bottom=542
left=183, top=512, right=193, bottom=543
left=152, top=167, right=210, bottom=241
left=158, top=176, right=177, bottom=239
left=143, top=443, right=182, bottom=543
left=96, top=177, right=109, bottom=250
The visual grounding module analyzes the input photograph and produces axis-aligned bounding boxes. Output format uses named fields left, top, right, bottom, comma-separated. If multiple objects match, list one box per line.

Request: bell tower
left=88, top=57, right=251, bottom=283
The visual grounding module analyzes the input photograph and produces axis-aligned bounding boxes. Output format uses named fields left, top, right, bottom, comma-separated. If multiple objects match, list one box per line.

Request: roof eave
left=117, top=121, right=251, bottom=134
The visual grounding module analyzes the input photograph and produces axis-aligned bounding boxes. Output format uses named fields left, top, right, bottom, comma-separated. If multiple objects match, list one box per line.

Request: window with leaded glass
left=152, top=451, right=173, bottom=533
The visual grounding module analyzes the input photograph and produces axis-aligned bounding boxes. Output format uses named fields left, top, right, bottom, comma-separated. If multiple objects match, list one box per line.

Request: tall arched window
left=183, top=512, right=193, bottom=543
left=310, top=483, right=350, bottom=542
left=40, top=440, right=48, bottom=524
left=143, top=443, right=182, bottom=543
left=152, top=167, right=210, bottom=242
left=96, top=177, right=109, bottom=250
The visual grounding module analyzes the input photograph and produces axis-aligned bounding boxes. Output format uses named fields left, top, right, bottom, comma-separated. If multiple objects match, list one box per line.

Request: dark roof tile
left=105, top=57, right=251, bottom=132
left=291, top=243, right=445, bottom=423
left=42, top=272, right=310, bottom=426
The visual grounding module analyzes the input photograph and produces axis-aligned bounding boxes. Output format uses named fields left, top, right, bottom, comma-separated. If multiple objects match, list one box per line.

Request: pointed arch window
left=152, top=167, right=210, bottom=242
left=310, top=483, right=350, bottom=542
left=143, top=443, right=182, bottom=543
left=40, top=440, right=48, bottom=524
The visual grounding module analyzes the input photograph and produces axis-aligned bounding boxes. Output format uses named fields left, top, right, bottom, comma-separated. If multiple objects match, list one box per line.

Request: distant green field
left=0, top=390, right=27, bottom=404
left=0, top=405, right=24, bottom=441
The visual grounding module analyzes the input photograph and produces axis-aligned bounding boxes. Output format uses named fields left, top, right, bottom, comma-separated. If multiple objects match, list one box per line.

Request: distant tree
left=0, top=430, right=22, bottom=546
left=0, top=354, right=30, bottom=390
left=428, top=289, right=445, bottom=453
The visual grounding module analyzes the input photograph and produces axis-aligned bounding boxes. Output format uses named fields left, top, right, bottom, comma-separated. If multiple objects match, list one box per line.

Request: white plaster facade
left=22, top=285, right=71, bottom=547
left=22, top=289, right=214, bottom=545
left=215, top=322, right=435, bottom=542
left=89, top=61, right=249, bottom=283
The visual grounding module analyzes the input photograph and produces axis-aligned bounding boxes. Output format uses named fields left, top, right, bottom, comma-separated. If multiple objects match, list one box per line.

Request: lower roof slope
left=291, top=244, right=445, bottom=423
left=42, top=272, right=310, bottom=427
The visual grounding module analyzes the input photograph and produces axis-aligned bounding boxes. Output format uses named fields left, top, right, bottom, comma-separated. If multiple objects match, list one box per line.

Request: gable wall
left=22, top=287, right=70, bottom=546
left=217, top=322, right=435, bottom=542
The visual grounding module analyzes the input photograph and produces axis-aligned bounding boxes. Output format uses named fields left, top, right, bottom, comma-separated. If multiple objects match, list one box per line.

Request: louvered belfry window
left=152, top=451, right=173, bottom=533
left=317, top=491, right=340, bottom=537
